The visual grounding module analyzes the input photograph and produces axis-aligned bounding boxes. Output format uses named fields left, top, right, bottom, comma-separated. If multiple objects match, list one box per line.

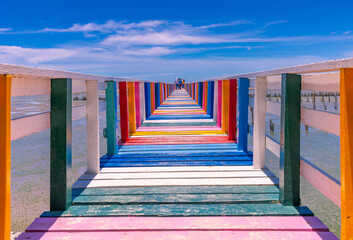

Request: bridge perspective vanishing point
left=1, top=58, right=352, bottom=239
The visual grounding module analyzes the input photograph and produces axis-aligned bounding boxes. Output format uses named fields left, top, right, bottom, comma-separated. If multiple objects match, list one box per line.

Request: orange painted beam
left=341, top=68, right=353, bottom=240
left=222, top=80, right=230, bottom=134
left=127, top=82, right=136, bottom=134
left=0, top=75, right=11, bottom=240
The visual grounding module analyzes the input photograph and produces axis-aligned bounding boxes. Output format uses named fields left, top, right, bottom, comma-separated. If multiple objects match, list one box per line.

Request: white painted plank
left=79, top=170, right=275, bottom=180
left=253, top=76, right=267, bottom=169
left=100, top=166, right=255, bottom=173
left=301, top=108, right=339, bottom=136
left=73, top=177, right=278, bottom=188
left=86, top=80, right=100, bottom=174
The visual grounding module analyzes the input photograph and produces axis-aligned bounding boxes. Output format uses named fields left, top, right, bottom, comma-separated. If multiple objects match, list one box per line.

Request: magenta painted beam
left=134, top=82, right=141, bottom=128
left=228, top=79, right=237, bottom=140
left=217, top=81, right=222, bottom=127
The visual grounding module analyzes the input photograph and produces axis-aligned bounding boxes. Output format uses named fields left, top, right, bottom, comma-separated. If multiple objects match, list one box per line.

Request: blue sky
left=0, top=0, right=353, bottom=82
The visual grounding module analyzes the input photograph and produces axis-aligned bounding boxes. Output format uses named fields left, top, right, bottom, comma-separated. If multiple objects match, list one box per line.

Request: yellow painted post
left=341, top=68, right=353, bottom=240
left=222, top=80, right=230, bottom=134
left=127, top=82, right=136, bottom=134
left=0, top=75, right=11, bottom=240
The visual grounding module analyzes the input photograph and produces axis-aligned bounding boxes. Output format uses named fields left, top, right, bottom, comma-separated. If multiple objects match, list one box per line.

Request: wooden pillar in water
left=135, top=82, right=141, bottom=128
left=340, top=68, right=353, bottom=240
left=222, top=80, right=230, bottom=134
left=86, top=80, right=100, bottom=174
left=253, top=76, right=267, bottom=169
left=228, top=79, right=237, bottom=141
left=207, top=81, right=214, bottom=118
left=279, top=73, right=301, bottom=206
left=238, top=78, right=249, bottom=151
left=50, top=78, right=72, bottom=211
left=0, top=75, right=11, bottom=240
left=119, top=81, right=129, bottom=142
left=217, top=81, right=222, bottom=128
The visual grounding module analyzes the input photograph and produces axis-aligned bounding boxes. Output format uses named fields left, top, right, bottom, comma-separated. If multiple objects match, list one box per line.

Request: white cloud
left=0, top=28, right=12, bottom=33
left=198, top=20, right=252, bottom=29
left=122, top=47, right=176, bottom=56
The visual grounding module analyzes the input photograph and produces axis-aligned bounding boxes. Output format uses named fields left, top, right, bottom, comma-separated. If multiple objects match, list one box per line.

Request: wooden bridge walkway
left=17, top=89, right=337, bottom=240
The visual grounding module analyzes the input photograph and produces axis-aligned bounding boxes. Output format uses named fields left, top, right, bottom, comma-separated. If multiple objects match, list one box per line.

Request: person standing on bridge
left=182, top=79, right=185, bottom=89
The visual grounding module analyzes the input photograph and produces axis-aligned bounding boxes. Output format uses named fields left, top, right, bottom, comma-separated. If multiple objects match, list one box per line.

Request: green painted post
left=50, top=78, right=72, bottom=211
left=105, top=81, right=117, bottom=155
left=279, top=73, right=301, bottom=206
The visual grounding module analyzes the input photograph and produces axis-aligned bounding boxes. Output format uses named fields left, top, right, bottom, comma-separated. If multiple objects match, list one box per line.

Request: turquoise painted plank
left=105, top=81, right=117, bottom=155
left=41, top=204, right=313, bottom=217
left=279, top=73, right=302, bottom=206
left=50, top=78, right=72, bottom=211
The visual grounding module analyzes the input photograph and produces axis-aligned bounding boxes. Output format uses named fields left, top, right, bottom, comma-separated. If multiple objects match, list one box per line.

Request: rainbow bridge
left=0, top=58, right=351, bottom=239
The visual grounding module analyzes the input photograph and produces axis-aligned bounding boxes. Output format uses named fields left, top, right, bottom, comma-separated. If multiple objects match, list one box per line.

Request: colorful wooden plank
left=50, top=78, right=72, bottom=211
left=340, top=68, right=353, bottom=240
left=155, top=82, right=160, bottom=108
left=279, top=73, right=301, bottom=206
left=127, top=82, right=137, bottom=134
left=228, top=79, right=237, bottom=140
left=134, top=82, right=141, bottom=128
left=238, top=78, right=249, bottom=150
left=0, top=74, right=11, bottom=240
left=151, top=82, right=155, bottom=112
left=139, top=82, right=146, bottom=122
left=222, top=80, right=229, bottom=134
left=217, top=80, right=222, bottom=127
left=207, top=81, right=214, bottom=118
left=144, top=83, right=151, bottom=118
left=119, top=81, right=129, bottom=142
left=198, top=82, right=203, bottom=107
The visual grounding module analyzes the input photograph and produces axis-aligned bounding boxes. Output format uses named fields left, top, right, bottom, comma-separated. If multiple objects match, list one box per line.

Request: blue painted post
left=105, top=81, right=117, bottom=155
left=50, top=78, right=72, bottom=211
left=198, top=82, right=203, bottom=107
left=279, top=73, right=301, bottom=206
left=238, top=78, right=249, bottom=152
left=155, top=82, right=160, bottom=108
left=207, top=81, right=214, bottom=117
left=144, top=82, right=151, bottom=118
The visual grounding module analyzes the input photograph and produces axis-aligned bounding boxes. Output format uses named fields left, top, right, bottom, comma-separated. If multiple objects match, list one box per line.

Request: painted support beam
left=119, top=81, right=129, bottom=142
left=253, top=76, right=267, bottom=169
left=213, top=81, right=218, bottom=122
left=86, top=80, right=100, bottom=174
left=228, top=79, right=237, bottom=141
left=203, top=82, right=207, bottom=111
left=50, top=78, right=72, bottom=211
left=160, top=83, right=163, bottom=104
left=144, top=83, right=151, bottom=118
left=217, top=81, right=222, bottom=127
left=134, top=82, right=141, bottom=128
left=151, top=83, right=155, bottom=113
left=106, top=81, right=118, bottom=151
left=139, top=82, right=146, bottom=123
left=127, top=82, right=136, bottom=134
left=222, top=80, right=230, bottom=134
left=238, top=78, right=249, bottom=150
left=0, top=75, right=11, bottom=240
left=198, top=82, right=203, bottom=107
left=279, top=73, right=301, bottom=206
left=155, top=83, right=160, bottom=108
left=340, top=68, right=353, bottom=240
left=207, top=81, right=214, bottom=118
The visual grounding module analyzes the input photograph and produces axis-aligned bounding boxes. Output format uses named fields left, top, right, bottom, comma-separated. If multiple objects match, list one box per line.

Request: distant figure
left=174, top=78, right=179, bottom=89
left=182, top=79, right=185, bottom=89
left=177, top=78, right=182, bottom=89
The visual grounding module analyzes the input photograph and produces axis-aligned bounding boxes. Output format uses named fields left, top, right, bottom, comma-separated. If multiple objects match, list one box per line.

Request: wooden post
left=50, top=78, right=72, bottom=211
left=203, top=82, right=208, bottom=111
left=135, top=82, right=141, bottom=128
left=279, top=73, right=301, bottom=206
left=106, top=81, right=118, bottom=152
left=217, top=81, right=222, bottom=127
left=139, top=82, right=146, bottom=123
left=207, top=81, right=214, bottom=118
left=238, top=78, right=249, bottom=151
left=222, top=80, right=230, bottom=134
left=195, top=83, right=199, bottom=103
left=144, top=83, right=151, bottom=118
left=253, top=76, right=267, bottom=169
left=213, top=81, right=218, bottom=122
left=86, top=80, right=100, bottom=174
left=228, top=79, right=237, bottom=141
left=127, top=82, right=136, bottom=134
left=341, top=68, right=353, bottom=240
left=119, top=81, right=129, bottom=142
left=155, top=82, right=160, bottom=108
left=198, top=82, right=203, bottom=107
left=151, top=83, right=155, bottom=113
left=0, top=75, right=11, bottom=240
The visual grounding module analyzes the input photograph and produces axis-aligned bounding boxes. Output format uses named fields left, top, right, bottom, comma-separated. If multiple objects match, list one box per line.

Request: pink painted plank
left=17, top=231, right=338, bottom=240
left=26, top=216, right=329, bottom=232
left=217, top=80, right=222, bottom=127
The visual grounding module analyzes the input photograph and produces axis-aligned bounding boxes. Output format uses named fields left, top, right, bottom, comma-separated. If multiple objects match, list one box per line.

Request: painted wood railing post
left=119, top=81, right=129, bottom=142
left=50, top=78, right=72, bottom=211
left=0, top=75, right=11, bottom=240
left=222, top=80, right=230, bottom=134
left=198, top=82, right=203, bottom=107
left=228, top=79, right=237, bottom=141
left=217, top=80, right=222, bottom=127
left=144, top=83, right=151, bottom=118
left=238, top=78, right=249, bottom=151
left=155, top=82, right=160, bottom=108
left=86, top=80, right=100, bottom=174
left=106, top=81, right=118, bottom=153
left=139, top=82, right=146, bottom=123
left=279, top=73, right=301, bottom=206
left=151, top=83, right=155, bottom=113
left=127, top=82, right=136, bottom=134
left=135, top=82, right=141, bottom=128
left=213, top=81, right=218, bottom=122
left=253, top=76, right=267, bottom=169
left=203, top=82, right=208, bottom=111
left=340, top=68, right=353, bottom=240
left=207, top=81, right=214, bottom=118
